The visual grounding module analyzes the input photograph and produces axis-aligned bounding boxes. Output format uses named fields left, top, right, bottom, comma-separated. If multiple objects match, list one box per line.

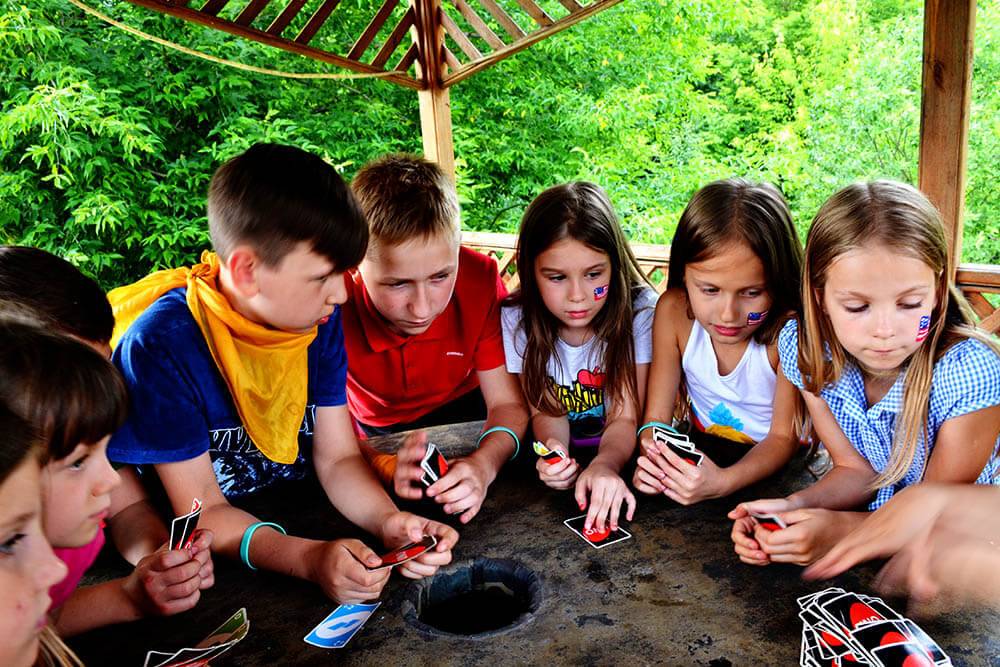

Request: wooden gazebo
left=114, top=0, right=998, bottom=330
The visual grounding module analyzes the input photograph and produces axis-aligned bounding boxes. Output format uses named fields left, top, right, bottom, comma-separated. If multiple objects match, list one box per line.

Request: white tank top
left=681, top=321, right=776, bottom=444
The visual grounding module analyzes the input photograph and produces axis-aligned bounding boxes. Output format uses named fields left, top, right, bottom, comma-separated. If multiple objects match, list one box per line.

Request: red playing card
left=367, top=535, right=438, bottom=571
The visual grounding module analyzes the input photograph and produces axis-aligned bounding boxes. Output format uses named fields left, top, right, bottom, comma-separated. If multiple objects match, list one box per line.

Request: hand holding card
left=168, top=498, right=202, bottom=551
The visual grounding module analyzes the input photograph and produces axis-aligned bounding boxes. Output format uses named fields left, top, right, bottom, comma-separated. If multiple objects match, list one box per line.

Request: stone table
left=70, top=421, right=1000, bottom=665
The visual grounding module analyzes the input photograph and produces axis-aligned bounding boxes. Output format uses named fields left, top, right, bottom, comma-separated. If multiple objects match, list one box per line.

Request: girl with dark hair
left=635, top=178, right=804, bottom=505
left=502, top=182, right=657, bottom=534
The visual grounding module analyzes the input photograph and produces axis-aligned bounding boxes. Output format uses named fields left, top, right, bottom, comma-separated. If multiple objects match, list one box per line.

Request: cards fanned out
left=168, top=498, right=202, bottom=551
left=652, top=426, right=704, bottom=467
left=144, top=608, right=249, bottom=667
left=419, top=442, right=449, bottom=487
left=798, top=588, right=950, bottom=667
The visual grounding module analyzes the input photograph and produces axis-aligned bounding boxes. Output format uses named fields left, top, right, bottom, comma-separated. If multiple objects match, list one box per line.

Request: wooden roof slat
left=347, top=0, right=399, bottom=60
left=293, top=0, right=341, bottom=44
left=474, top=0, right=524, bottom=40
left=371, top=8, right=414, bottom=68
left=556, top=0, right=583, bottom=11
left=441, top=10, right=482, bottom=60
left=448, top=0, right=505, bottom=50
left=265, top=0, right=307, bottom=35
left=513, top=0, right=553, bottom=27
left=234, top=0, right=272, bottom=26
left=200, top=0, right=231, bottom=17
left=444, top=46, right=462, bottom=70
left=395, top=42, right=418, bottom=72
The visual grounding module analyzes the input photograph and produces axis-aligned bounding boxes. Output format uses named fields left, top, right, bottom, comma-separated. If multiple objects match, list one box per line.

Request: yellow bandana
left=108, top=251, right=315, bottom=464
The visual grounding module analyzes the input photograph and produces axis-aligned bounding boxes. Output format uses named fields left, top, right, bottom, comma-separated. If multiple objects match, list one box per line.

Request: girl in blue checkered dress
left=730, top=180, right=1000, bottom=567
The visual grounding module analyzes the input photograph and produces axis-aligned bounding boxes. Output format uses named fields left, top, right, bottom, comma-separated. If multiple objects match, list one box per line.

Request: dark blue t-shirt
left=108, top=288, right=348, bottom=498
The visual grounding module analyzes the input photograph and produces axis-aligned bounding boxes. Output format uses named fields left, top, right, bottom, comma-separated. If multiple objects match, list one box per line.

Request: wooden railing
left=464, top=231, right=1000, bottom=334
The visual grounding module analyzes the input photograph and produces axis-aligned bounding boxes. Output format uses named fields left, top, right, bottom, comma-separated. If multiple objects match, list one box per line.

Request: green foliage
left=0, top=0, right=996, bottom=288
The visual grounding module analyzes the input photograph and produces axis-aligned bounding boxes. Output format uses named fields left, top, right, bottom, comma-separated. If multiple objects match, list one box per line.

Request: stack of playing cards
left=532, top=440, right=568, bottom=465
left=652, top=426, right=704, bottom=466
left=798, top=588, right=951, bottom=666
left=420, top=442, right=449, bottom=487
left=169, top=498, right=202, bottom=551
left=144, top=608, right=249, bottom=667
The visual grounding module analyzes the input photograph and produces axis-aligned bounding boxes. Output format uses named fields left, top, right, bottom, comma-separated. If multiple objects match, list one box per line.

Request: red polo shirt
left=342, top=246, right=508, bottom=427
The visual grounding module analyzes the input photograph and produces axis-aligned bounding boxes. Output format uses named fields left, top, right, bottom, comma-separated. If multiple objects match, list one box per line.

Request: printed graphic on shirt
left=548, top=367, right=606, bottom=424
left=691, top=402, right=755, bottom=445
left=210, top=405, right=315, bottom=498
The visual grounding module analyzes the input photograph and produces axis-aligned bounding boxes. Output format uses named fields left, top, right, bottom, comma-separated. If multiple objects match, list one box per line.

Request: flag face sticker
left=747, top=310, right=768, bottom=326
left=593, top=285, right=608, bottom=300
left=916, top=315, right=930, bottom=342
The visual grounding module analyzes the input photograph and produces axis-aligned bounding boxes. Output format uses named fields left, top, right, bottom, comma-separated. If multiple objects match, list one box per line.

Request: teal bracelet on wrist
left=637, top=421, right=676, bottom=437
left=477, top=426, right=520, bottom=460
left=240, top=521, right=287, bottom=571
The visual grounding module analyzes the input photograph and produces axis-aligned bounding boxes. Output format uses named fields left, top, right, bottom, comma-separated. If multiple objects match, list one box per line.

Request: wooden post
left=411, top=0, right=455, bottom=180
left=918, top=0, right=976, bottom=268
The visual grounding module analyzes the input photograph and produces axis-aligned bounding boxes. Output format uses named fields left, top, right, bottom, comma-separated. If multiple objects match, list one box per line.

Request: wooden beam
left=448, top=0, right=505, bottom=50
left=412, top=0, right=456, bottom=178
left=348, top=0, right=399, bottom=60
left=124, top=0, right=420, bottom=88
left=200, top=0, right=230, bottom=16
left=265, top=0, right=308, bottom=35
left=440, top=10, right=482, bottom=60
left=474, top=0, right=524, bottom=40
left=513, top=0, right=552, bottom=27
left=445, top=0, right=621, bottom=86
left=371, top=8, right=414, bottom=68
left=918, top=0, right=976, bottom=268
left=234, top=0, right=271, bottom=26
left=293, top=0, right=341, bottom=44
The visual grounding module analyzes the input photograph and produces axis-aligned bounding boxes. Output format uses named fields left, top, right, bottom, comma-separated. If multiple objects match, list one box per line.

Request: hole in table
left=402, top=557, right=542, bottom=638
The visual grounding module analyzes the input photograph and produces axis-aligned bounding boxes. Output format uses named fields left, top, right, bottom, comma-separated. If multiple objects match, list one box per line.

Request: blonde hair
left=37, top=626, right=84, bottom=667
left=800, top=180, right=1000, bottom=490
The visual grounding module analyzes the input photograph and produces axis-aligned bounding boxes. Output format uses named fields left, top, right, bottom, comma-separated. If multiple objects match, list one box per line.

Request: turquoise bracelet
left=477, top=426, right=520, bottom=460
left=637, top=421, right=676, bottom=437
left=239, top=521, right=287, bottom=571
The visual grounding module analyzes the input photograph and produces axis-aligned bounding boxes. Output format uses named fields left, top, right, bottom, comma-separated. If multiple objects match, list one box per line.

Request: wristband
left=240, top=521, right=286, bottom=571
left=637, top=421, right=676, bottom=437
left=477, top=426, right=520, bottom=460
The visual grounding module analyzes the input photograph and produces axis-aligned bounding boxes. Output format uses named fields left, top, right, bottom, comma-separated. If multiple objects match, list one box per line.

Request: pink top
left=49, top=527, right=105, bottom=611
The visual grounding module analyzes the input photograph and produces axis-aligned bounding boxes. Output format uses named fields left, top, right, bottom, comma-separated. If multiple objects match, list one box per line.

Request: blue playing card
left=303, top=602, right=382, bottom=649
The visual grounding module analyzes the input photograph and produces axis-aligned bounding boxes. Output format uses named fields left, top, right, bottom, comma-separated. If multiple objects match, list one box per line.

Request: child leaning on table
left=730, top=180, right=1000, bottom=567
left=633, top=179, right=803, bottom=505
left=0, top=247, right=195, bottom=562
left=0, top=318, right=214, bottom=638
left=343, top=154, right=528, bottom=523
left=502, top=181, right=657, bottom=534
left=107, top=143, right=457, bottom=603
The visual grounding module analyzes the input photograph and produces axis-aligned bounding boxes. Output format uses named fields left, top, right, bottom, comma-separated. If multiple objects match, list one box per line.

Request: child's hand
left=121, top=545, right=207, bottom=616
left=727, top=499, right=797, bottom=566
left=535, top=439, right=579, bottom=490
left=310, top=539, right=390, bottom=603
left=633, top=454, right=667, bottom=495
left=426, top=456, right=493, bottom=523
left=188, top=529, right=215, bottom=590
left=575, top=461, right=636, bottom=533
left=392, top=431, right=430, bottom=501
left=757, top=508, right=861, bottom=566
left=655, top=445, right=730, bottom=505
left=379, top=512, right=460, bottom=580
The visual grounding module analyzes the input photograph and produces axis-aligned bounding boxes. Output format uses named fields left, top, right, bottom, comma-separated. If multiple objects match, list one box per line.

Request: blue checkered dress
left=778, top=319, right=1000, bottom=510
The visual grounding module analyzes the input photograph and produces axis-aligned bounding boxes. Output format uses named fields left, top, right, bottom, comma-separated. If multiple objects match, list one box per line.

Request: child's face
left=41, top=435, right=120, bottom=548
left=684, top=242, right=772, bottom=347
left=245, top=242, right=348, bottom=333
left=821, top=245, right=937, bottom=373
left=359, top=231, right=460, bottom=336
left=533, top=238, right=611, bottom=341
left=0, top=459, right=68, bottom=667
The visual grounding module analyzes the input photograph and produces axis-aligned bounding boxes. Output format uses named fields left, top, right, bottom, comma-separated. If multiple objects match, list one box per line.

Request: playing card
left=749, top=511, right=787, bottom=531
left=818, top=592, right=888, bottom=633
left=420, top=442, right=448, bottom=482
left=870, top=641, right=936, bottom=667
left=662, top=439, right=704, bottom=466
left=144, top=608, right=249, bottom=667
left=304, top=602, right=381, bottom=649
left=563, top=514, right=632, bottom=550
left=168, top=498, right=202, bottom=551
left=532, top=440, right=568, bottom=465
left=366, top=535, right=437, bottom=571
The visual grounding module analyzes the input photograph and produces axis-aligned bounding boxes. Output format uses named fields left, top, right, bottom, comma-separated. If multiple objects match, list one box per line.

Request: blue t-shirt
left=108, top=288, right=348, bottom=498
left=778, top=319, right=1000, bottom=509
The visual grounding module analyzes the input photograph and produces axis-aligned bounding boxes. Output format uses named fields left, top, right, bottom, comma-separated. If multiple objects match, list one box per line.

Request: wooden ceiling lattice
left=125, top=0, right=622, bottom=89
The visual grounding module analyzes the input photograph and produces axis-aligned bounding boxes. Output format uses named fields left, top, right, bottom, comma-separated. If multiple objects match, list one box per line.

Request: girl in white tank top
left=634, top=178, right=803, bottom=507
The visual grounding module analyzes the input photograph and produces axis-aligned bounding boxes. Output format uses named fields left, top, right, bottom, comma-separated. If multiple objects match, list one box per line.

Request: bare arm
left=107, top=467, right=168, bottom=565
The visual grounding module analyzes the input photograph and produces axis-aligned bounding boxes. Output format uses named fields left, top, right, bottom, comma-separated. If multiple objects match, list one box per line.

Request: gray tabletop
left=70, top=421, right=1000, bottom=665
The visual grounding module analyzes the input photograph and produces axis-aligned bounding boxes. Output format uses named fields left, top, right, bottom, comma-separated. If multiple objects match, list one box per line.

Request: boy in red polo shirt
left=343, top=154, right=528, bottom=524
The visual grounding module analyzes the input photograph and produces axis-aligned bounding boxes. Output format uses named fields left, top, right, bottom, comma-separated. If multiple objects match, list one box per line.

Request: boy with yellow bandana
left=107, top=144, right=457, bottom=603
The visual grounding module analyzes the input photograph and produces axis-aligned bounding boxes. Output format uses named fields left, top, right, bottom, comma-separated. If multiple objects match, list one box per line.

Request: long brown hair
left=799, top=180, right=999, bottom=489
left=667, top=178, right=803, bottom=344
left=505, top=182, right=651, bottom=417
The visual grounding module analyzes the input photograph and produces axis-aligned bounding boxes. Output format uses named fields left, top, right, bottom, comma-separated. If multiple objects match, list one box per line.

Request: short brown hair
left=351, top=154, right=459, bottom=247
left=208, top=143, right=368, bottom=270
